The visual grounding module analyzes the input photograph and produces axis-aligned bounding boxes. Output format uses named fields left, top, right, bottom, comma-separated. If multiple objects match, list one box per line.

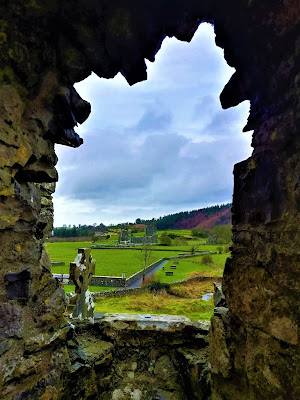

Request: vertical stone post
left=69, top=248, right=96, bottom=320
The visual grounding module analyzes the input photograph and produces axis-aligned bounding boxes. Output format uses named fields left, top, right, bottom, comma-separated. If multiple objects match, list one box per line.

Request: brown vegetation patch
left=169, top=277, right=222, bottom=299
left=188, top=270, right=224, bottom=278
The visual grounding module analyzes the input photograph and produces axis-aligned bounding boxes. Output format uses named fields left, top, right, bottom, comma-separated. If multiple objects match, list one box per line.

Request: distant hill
left=53, top=204, right=232, bottom=237
left=174, top=206, right=231, bottom=229
left=138, top=203, right=232, bottom=231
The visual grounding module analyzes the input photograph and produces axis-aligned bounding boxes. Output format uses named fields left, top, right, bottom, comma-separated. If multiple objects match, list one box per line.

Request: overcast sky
left=53, top=23, right=252, bottom=227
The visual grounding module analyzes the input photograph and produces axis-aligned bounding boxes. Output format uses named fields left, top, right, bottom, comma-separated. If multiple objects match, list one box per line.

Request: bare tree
left=139, top=245, right=154, bottom=283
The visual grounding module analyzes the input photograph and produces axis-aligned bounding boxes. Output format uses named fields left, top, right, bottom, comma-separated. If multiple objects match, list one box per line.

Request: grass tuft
left=94, top=291, right=214, bottom=321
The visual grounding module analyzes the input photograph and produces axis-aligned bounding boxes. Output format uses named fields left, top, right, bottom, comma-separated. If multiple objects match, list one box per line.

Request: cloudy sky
left=53, top=23, right=252, bottom=227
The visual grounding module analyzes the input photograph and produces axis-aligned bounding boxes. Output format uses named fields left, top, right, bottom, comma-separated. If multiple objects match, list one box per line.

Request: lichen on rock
left=0, top=0, right=300, bottom=398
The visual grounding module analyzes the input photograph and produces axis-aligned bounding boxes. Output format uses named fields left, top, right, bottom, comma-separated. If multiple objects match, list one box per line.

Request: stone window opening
left=53, top=22, right=252, bottom=321
left=1, top=2, right=299, bottom=398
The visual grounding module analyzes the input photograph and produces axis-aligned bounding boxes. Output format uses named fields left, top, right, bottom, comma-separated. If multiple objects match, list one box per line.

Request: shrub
left=201, top=254, right=213, bottom=265
left=223, top=245, right=230, bottom=253
left=191, top=228, right=209, bottom=238
left=146, top=281, right=170, bottom=293
left=173, top=237, right=187, bottom=246
left=216, top=246, right=223, bottom=254
left=159, top=234, right=172, bottom=246
left=141, top=275, right=156, bottom=286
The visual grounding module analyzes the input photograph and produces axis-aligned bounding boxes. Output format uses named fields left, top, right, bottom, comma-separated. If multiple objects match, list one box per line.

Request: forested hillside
left=174, top=206, right=231, bottom=229
left=139, top=203, right=232, bottom=230
left=53, top=204, right=232, bottom=237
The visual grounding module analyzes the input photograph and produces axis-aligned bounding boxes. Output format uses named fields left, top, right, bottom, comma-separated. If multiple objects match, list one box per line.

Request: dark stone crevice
left=0, top=0, right=299, bottom=399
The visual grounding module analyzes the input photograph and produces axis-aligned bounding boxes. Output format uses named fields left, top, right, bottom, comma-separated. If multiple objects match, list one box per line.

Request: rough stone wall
left=62, top=315, right=211, bottom=400
left=90, top=275, right=126, bottom=287
left=208, top=2, right=300, bottom=399
left=0, top=4, right=70, bottom=397
left=0, top=0, right=299, bottom=399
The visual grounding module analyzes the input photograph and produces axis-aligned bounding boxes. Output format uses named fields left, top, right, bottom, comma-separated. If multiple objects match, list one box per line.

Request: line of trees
left=53, top=203, right=231, bottom=237
left=53, top=223, right=107, bottom=238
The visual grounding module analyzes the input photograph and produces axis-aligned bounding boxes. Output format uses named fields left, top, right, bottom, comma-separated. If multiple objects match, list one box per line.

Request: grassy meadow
left=47, top=228, right=229, bottom=279
left=94, top=276, right=221, bottom=320
left=64, top=285, right=117, bottom=293
left=47, top=241, right=181, bottom=277
left=94, top=292, right=214, bottom=320
left=154, top=254, right=226, bottom=283
left=159, top=229, right=194, bottom=237
left=48, top=228, right=230, bottom=320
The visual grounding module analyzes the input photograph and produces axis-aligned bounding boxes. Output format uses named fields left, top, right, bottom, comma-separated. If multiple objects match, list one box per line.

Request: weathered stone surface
left=0, top=0, right=300, bottom=398
left=61, top=318, right=210, bottom=400
left=68, top=248, right=96, bottom=320
left=213, top=283, right=227, bottom=308
left=208, top=316, right=231, bottom=380
left=0, top=303, right=23, bottom=340
left=24, top=325, right=71, bottom=354
left=0, top=316, right=207, bottom=400
left=5, top=269, right=31, bottom=301
left=177, top=347, right=211, bottom=400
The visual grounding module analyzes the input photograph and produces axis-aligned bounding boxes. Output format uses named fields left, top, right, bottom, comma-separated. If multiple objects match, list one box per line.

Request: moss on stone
left=0, top=32, right=7, bottom=45
left=108, top=9, right=133, bottom=39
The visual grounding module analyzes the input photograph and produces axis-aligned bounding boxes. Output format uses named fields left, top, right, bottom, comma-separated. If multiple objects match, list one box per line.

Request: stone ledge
left=94, top=312, right=210, bottom=333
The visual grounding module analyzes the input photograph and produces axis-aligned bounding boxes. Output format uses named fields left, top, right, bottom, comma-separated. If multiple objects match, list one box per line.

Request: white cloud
left=53, top=23, right=252, bottom=226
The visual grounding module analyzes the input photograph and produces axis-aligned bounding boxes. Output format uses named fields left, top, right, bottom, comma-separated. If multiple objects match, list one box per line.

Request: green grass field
left=47, top=242, right=181, bottom=277
left=93, top=252, right=226, bottom=320
left=47, top=238, right=229, bottom=278
left=47, top=241, right=92, bottom=272
left=153, top=253, right=227, bottom=283
left=93, top=234, right=119, bottom=244
left=71, top=228, right=223, bottom=253
left=131, top=231, right=145, bottom=237
left=48, top=236, right=228, bottom=320
left=157, top=229, right=194, bottom=237
left=64, top=285, right=116, bottom=293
